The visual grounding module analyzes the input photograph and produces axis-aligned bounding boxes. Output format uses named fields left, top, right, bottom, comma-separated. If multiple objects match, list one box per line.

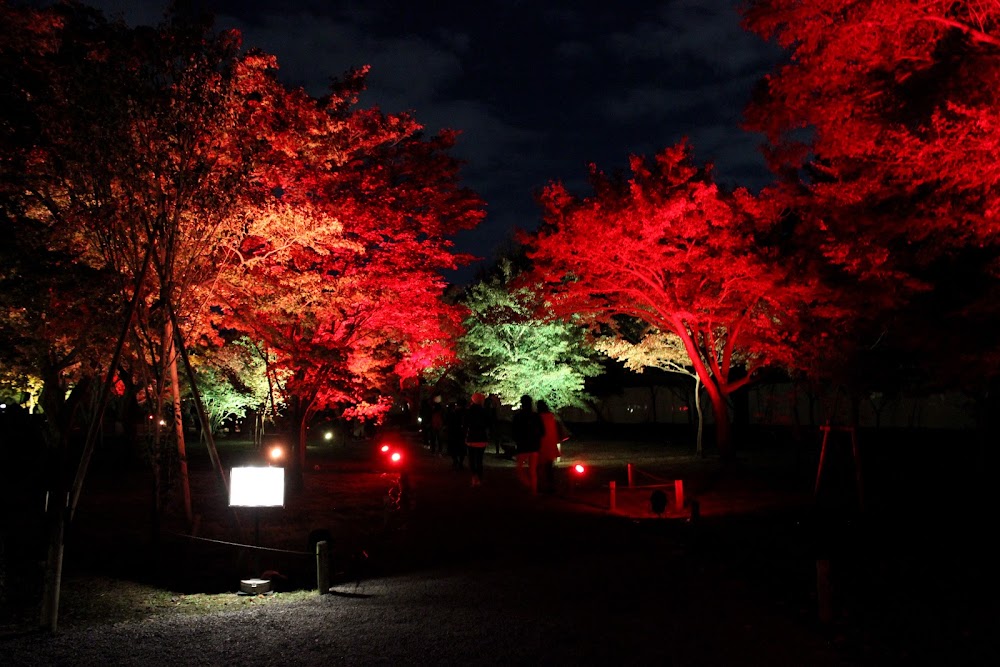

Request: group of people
left=419, top=393, right=566, bottom=492
left=420, top=392, right=492, bottom=486
left=511, top=395, right=565, bottom=494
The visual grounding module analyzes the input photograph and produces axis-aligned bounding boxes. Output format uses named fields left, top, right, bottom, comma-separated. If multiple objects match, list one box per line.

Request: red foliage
left=742, top=1, right=1000, bottom=391
left=210, top=67, right=484, bottom=451
left=523, top=143, right=815, bottom=455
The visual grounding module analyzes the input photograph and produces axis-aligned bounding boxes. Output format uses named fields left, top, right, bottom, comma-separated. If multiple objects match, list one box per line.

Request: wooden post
left=316, top=540, right=330, bottom=594
left=815, top=424, right=864, bottom=511
left=674, top=479, right=684, bottom=511
left=627, top=463, right=634, bottom=487
left=815, top=425, right=831, bottom=496
left=816, top=559, right=833, bottom=624
left=850, top=429, right=864, bottom=511
left=609, top=481, right=616, bottom=512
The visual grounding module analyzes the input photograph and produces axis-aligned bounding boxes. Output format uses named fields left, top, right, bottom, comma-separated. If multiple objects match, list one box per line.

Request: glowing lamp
left=573, top=464, right=586, bottom=475
left=323, top=431, right=334, bottom=441
left=268, top=445, right=284, bottom=463
left=380, top=444, right=390, bottom=453
left=229, top=466, right=285, bottom=507
left=390, top=451, right=402, bottom=464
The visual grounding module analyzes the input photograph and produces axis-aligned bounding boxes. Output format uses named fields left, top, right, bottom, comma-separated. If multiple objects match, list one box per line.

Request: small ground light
left=269, top=445, right=284, bottom=463
left=573, top=464, right=586, bottom=474
left=380, top=444, right=390, bottom=453
left=390, top=451, right=402, bottom=464
left=324, top=431, right=333, bottom=441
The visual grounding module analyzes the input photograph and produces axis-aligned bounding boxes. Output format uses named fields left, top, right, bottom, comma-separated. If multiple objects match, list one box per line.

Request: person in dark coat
left=536, top=400, right=561, bottom=493
left=444, top=398, right=467, bottom=470
left=419, top=398, right=433, bottom=448
left=429, top=396, right=445, bottom=455
left=464, top=392, right=490, bottom=486
left=511, top=395, right=544, bottom=493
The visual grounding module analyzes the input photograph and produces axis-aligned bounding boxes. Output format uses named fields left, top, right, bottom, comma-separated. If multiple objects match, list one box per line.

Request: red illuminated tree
left=211, top=71, right=484, bottom=475
left=742, top=0, right=1000, bottom=412
left=1, top=0, right=483, bottom=626
left=524, top=143, right=816, bottom=458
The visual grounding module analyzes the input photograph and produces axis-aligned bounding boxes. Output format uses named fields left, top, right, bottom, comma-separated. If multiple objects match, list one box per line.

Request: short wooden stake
left=316, top=540, right=330, bottom=594
left=609, top=481, right=616, bottom=512
left=816, top=559, right=833, bottom=624
left=674, top=479, right=684, bottom=510
left=627, top=464, right=634, bottom=488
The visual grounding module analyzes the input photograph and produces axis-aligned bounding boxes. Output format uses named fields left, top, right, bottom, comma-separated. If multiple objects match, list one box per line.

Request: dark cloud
left=31, top=0, right=787, bottom=284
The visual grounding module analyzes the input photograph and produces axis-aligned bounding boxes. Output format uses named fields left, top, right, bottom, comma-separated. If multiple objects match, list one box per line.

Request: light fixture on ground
left=230, top=465, right=285, bottom=594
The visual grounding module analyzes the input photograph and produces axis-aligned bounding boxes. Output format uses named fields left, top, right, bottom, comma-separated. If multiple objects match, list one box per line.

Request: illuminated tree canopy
left=523, top=143, right=819, bottom=456
left=0, top=1, right=484, bottom=466
left=742, top=0, right=1000, bottom=396
left=458, top=259, right=602, bottom=411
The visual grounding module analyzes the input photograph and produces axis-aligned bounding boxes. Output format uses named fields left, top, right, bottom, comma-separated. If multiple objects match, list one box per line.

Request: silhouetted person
left=511, top=395, right=544, bottom=493
left=419, top=398, right=433, bottom=447
left=429, top=395, right=445, bottom=455
left=445, top=398, right=467, bottom=470
left=486, top=394, right=502, bottom=454
left=536, top=400, right=560, bottom=493
left=465, top=392, right=490, bottom=486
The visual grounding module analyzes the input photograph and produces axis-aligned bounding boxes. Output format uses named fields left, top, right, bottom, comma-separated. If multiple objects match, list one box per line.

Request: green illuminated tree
left=458, top=259, right=602, bottom=410
left=188, top=337, right=273, bottom=438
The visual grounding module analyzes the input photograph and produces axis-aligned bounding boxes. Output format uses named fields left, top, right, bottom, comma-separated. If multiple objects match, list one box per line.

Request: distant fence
left=607, top=463, right=692, bottom=518
left=167, top=531, right=333, bottom=593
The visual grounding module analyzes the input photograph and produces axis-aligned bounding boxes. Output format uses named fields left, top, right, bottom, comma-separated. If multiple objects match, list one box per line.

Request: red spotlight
left=380, top=444, right=390, bottom=453
left=573, top=464, right=586, bottom=474
left=390, top=451, right=402, bottom=464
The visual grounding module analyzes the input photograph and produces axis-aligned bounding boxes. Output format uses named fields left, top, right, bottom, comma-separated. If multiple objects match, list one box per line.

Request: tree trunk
left=39, top=501, right=65, bottom=632
left=712, top=396, right=733, bottom=460
left=694, top=375, right=704, bottom=458
left=298, top=413, right=308, bottom=472
left=166, top=321, right=193, bottom=527
left=698, top=376, right=732, bottom=460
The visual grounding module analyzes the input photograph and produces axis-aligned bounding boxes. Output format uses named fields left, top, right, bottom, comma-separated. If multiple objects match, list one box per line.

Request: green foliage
left=458, top=260, right=602, bottom=411
left=188, top=337, right=273, bottom=432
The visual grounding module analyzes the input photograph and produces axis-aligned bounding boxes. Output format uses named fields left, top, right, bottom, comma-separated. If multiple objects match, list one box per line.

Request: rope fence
left=165, top=531, right=332, bottom=593
left=607, top=463, right=689, bottom=517
left=166, top=531, right=314, bottom=556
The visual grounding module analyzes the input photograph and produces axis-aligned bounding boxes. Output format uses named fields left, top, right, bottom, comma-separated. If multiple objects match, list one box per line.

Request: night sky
left=34, top=0, right=786, bottom=283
